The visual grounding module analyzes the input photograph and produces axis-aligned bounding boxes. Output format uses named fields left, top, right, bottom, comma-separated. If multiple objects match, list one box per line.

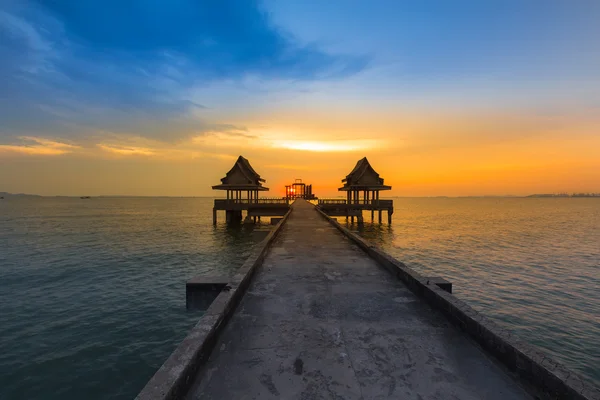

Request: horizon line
left=2, top=192, right=600, bottom=199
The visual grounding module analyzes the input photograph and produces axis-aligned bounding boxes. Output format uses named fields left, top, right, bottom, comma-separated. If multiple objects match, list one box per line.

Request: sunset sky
left=1, top=0, right=599, bottom=196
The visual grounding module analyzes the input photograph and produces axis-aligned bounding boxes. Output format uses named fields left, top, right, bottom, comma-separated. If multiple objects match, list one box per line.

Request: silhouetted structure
left=318, top=157, right=393, bottom=223
left=212, top=156, right=289, bottom=224
left=284, top=179, right=317, bottom=200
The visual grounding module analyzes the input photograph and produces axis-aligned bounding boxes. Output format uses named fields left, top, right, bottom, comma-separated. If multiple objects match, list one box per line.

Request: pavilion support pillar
left=213, top=209, right=217, bottom=225
left=378, top=210, right=382, bottom=223
left=388, top=210, right=393, bottom=224
left=226, top=210, right=242, bottom=225
left=346, top=191, right=351, bottom=219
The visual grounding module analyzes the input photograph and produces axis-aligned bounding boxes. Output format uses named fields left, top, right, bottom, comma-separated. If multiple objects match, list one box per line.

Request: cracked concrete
left=187, top=200, right=532, bottom=400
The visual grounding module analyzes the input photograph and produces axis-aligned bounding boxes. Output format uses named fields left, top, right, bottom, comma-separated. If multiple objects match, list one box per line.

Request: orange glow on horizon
left=2, top=108, right=599, bottom=196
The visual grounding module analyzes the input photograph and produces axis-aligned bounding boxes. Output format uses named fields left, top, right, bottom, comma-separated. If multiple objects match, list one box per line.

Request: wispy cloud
left=0, top=0, right=368, bottom=144
left=97, top=144, right=156, bottom=156
left=0, top=137, right=79, bottom=155
left=96, top=139, right=237, bottom=161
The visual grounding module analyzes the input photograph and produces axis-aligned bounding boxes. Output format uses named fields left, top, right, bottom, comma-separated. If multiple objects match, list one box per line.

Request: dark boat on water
left=80, top=196, right=91, bottom=199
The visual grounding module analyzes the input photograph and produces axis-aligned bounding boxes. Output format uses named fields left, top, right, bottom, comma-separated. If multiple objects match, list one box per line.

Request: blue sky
left=1, top=0, right=600, bottom=195
left=0, top=0, right=368, bottom=142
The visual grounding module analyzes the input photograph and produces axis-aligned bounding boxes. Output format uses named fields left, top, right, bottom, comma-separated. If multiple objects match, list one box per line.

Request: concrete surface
left=187, top=200, right=533, bottom=400
left=186, top=276, right=229, bottom=310
left=317, top=207, right=599, bottom=400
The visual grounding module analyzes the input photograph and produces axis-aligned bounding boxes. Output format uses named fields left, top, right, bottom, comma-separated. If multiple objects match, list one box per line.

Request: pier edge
left=313, top=205, right=600, bottom=400
left=135, top=208, right=293, bottom=400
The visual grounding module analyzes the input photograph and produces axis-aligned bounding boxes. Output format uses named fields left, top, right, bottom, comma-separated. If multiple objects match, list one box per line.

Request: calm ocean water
left=0, top=197, right=598, bottom=399
left=351, top=197, right=600, bottom=386
left=0, top=197, right=261, bottom=400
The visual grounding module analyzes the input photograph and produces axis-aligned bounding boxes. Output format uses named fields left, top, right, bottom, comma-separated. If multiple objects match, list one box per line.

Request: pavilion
left=212, top=156, right=288, bottom=224
left=284, top=179, right=317, bottom=200
left=339, top=157, right=391, bottom=206
left=212, top=155, right=269, bottom=203
left=318, top=157, right=393, bottom=223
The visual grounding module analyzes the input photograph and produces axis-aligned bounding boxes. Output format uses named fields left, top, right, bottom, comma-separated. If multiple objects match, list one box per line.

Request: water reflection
left=343, top=213, right=395, bottom=248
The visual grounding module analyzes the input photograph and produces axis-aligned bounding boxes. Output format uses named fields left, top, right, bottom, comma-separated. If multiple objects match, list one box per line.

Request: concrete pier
left=138, top=199, right=599, bottom=400
left=185, top=200, right=533, bottom=399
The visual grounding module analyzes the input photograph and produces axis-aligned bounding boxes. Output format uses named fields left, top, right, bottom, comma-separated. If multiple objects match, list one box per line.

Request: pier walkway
left=186, top=200, right=531, bottom=399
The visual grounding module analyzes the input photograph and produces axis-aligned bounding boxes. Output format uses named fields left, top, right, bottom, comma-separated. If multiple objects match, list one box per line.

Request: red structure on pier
left=284, top=179, right=317, bottom=200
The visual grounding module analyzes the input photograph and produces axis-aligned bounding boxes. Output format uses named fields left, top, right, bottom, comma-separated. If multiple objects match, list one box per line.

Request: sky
left=1, top=0, right=599, bottom=196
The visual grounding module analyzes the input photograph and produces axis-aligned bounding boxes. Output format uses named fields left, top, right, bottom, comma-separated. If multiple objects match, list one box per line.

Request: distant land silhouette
left=527, top=193, right=600, bottom=198
left=0, top=192, right=42, bottom=198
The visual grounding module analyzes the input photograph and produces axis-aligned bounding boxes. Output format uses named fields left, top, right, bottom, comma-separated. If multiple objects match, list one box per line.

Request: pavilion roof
left=212, top=156, right=269, bottom=191
left=338, top=157, right=391, bottom=191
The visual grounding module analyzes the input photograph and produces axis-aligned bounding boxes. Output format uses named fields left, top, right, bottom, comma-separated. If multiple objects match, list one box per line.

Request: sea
left=0, top=196, right=598, bottom=399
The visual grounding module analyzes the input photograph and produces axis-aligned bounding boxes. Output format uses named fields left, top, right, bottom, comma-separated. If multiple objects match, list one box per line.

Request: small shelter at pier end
left=318, top=157, right=394, bottom=223
left=212, top=156, right=289, bottom=224
left=340, top=156, right=391, bottom=203
left=284, top=179, right=317, bottom=200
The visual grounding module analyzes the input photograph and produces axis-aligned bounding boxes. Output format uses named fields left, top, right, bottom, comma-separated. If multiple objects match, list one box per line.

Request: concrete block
left=251, top=228, right=270, bottom=241
left=426, top=276, right=453, bottom=293
left=186, top=276, right=229, bottom=310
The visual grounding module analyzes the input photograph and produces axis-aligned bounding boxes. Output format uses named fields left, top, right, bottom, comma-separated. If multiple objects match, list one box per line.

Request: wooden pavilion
left=318, top=157, right=393, bottom=223
left=212, top=156, right=288, bottom=224
left=212, top=155, right=269, bottom=202
left=339, top=157, right=391, bottom=205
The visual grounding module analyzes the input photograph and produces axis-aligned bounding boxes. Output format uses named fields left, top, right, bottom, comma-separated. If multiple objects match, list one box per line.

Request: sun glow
left=271, top=139, right=381, bottom=152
